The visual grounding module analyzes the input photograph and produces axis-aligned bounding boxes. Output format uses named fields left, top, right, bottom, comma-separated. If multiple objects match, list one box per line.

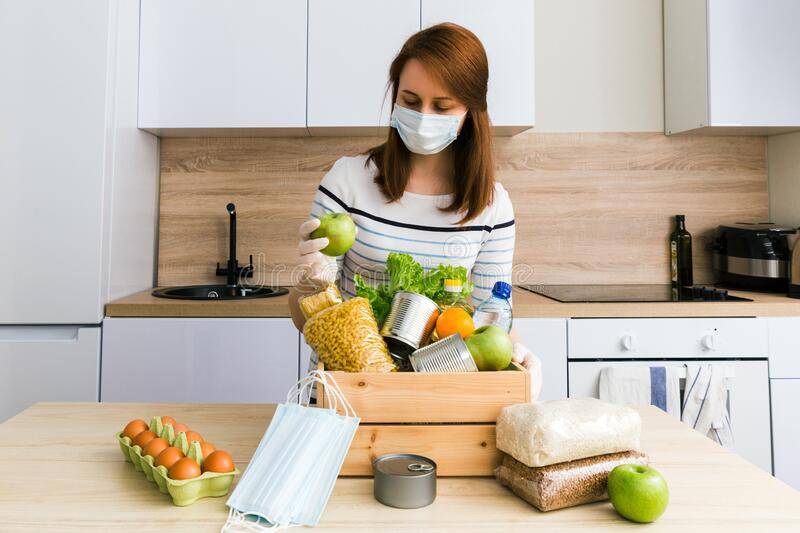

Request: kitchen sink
left=152, top=285, right=288, bottom=300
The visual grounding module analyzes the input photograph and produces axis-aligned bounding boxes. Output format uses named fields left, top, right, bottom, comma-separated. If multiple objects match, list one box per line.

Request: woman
left=289, top=23, right=541, bottom=397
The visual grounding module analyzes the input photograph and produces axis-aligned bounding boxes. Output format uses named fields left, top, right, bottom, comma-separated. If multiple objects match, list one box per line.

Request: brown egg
left=161, top=415, right=176, bottom=427
left=154, top=446, right=185, bottom=469
left=199, top=442, right=216, bottom=459
left=132, top=430, right=157, bottom=448
left=122, top=419, right=148, bottom=440
left=142, top=437, right=169, bottom=458
left=202, top=450, right=235, bottom=473
left=184, top=430, right=203, bottom=444
left=168, top=457, right=202, bottom=480
left=173, top=423, right=190, bottom=434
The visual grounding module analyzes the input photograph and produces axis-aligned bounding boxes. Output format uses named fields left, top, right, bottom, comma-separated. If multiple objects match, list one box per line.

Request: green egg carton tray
left=116, top=416, right=240, bottom=506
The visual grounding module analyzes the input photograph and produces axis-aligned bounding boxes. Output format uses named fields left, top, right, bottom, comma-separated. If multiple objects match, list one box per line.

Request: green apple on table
left=465, top=325, right=513, bottom=371
left=311, top=213, right=356, bottom=256
left=607, top=464, right=669, bottom=523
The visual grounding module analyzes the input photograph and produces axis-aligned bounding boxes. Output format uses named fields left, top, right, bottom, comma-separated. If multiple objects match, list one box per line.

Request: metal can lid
left=373, top=453, right=436, bottom=477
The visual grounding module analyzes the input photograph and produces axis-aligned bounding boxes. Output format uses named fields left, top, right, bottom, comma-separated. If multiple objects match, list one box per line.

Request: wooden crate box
left=317, top=363, right=530, bottom=476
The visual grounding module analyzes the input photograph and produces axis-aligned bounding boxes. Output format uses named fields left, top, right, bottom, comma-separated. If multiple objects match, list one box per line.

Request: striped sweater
left=309, top=154, right=515, bottom=307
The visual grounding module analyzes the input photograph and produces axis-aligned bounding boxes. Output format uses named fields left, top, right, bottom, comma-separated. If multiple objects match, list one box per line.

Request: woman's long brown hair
left=366, top=23, right=494, bottom=223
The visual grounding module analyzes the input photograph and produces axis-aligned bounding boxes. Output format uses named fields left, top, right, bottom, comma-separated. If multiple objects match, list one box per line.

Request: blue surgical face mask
left=390, top=104, right=465, bottom=155
left=223, top=371, right=359, bottom=531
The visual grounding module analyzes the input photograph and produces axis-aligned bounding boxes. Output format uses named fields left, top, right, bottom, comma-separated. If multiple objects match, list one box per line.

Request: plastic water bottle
left=472, top=281, right=513, bottom=333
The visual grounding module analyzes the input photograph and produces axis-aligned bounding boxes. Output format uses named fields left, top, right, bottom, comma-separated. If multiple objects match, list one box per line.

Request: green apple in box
left=465, top=325, right=513, bottom=371
left=311, top=213, right=356, bottom=256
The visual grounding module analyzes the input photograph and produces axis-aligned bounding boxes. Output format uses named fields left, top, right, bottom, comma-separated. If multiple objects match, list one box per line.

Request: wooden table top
left=105, top=286, right=800, bottom=318
left=1, top=402, right=799, bottom=532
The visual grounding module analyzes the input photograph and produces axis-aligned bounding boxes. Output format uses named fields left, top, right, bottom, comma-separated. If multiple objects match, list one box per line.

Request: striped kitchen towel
left=681, top=364, right=733, bottom=448
left=599, top=366, right=682, bottom=418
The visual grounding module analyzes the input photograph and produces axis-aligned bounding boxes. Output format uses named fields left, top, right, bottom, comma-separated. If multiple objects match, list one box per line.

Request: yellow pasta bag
left=298, top=284, right=342, bottom=318
left=303, top=296, right=396, bottom=373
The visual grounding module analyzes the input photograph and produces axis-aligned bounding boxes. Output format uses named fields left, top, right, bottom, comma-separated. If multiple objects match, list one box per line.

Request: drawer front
left=341, top=424, right=499, bottom=476
left=568, top=318, right=768, bottom=359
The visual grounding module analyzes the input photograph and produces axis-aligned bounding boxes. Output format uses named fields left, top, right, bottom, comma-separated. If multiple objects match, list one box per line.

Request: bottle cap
left=491, top=281, right=512, bottom=299
left=443, top=279, right=462, bottom=293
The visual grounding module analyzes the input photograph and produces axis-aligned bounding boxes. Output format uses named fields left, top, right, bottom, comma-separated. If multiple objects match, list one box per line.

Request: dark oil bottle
left=670, top=215, right=693, bottom=288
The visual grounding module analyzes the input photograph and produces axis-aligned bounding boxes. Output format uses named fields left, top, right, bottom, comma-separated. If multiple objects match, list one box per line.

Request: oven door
left=568, top=359, right=772, bottom=474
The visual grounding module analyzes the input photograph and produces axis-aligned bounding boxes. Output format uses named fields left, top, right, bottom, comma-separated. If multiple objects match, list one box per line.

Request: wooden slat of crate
left=340, top=424, right=499, bottom=477
left=319, top=364, right=529, bottom=423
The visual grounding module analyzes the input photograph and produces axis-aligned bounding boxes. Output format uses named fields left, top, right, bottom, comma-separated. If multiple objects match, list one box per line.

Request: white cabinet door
left=0, top=1, right=110, bottom=324
left=101, top=318, right=299, bottom=403
left=513, top=318, right=567, bottom=401
left=771, top=379, right=800, bottom=490
left=138, top=0, right=307, bottom=133
left=569, top=359, right=772, bottom=473
left=665, top=0, right=800, bottom=133
left=707, top=0, right=800, bottom=128
left=307, top=0, right=420, bottom=132
left=0, top=327, right=100, bottom=422
left=422, top=0, right=535, bottom=133
left=767, top=317, right=800, bottom=378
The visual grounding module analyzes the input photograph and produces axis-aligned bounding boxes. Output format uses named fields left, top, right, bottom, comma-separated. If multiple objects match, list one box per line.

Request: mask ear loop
left=284, top=370, right=355, bottom=418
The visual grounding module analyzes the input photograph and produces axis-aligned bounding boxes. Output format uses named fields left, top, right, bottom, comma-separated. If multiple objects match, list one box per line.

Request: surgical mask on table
left=390, top=104, right=465, bottom=155
left=222, top=371, right=359, bottom=531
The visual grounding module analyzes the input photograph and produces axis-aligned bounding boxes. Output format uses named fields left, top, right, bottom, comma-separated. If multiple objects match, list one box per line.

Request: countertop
left=105, top=286, right=800, bottom=318
left=1, top=402, right=799, bottom=532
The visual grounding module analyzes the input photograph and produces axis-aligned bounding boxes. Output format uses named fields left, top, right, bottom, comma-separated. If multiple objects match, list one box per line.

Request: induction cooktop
left=517, top=284, right=753, bottom=303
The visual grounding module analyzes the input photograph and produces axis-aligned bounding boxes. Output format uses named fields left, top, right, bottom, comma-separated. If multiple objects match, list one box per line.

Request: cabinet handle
left=620, top=334, right=635, bottom=351
left=701, top=334, right=716, bottom=351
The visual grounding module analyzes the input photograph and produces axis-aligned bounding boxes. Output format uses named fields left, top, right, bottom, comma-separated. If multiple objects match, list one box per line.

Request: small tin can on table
left=373, top=453, right=437, bottom=509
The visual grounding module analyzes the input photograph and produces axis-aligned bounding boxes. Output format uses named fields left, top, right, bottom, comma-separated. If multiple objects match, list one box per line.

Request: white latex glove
left=512, top=342, right=543, bottom=401
left=297, top=218, right=339, bottom=286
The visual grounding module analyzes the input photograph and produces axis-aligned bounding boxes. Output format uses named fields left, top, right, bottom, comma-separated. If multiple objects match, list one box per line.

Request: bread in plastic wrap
left=303, top=296, right=396, bottom=373
left=495, top=450, right=648, bottom=511
left=496, top=398, right=641, bottom=467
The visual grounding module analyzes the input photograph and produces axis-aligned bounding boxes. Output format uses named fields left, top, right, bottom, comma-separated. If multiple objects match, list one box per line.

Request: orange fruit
left=435, top=307, right=475, bottom=339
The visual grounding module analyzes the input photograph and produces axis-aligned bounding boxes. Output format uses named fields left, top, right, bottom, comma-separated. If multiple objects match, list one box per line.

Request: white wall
left=104, top=0, right=160, bottom=301
left=534, top=0, right=664, bottom=132
left=768, top=132, right=800, bottom=227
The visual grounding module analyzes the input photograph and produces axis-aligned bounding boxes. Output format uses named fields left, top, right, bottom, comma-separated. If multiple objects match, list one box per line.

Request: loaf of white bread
left=496, top=397, right=642, bottom=467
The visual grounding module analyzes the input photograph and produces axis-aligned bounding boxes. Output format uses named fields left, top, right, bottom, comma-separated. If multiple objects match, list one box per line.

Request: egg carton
left=116, top=416, right=240, bottom=506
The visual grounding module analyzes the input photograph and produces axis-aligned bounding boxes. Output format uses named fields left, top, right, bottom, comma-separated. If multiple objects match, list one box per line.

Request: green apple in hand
left=465, top=325, right=513, bottom=371
left=608, top=464, right=669, bottom=523
left=311, top=213, right=356, bottom=256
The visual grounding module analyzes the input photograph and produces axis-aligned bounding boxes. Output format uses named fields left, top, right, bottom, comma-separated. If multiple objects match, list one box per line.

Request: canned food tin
left=409, top=334, right=478, bottom=373
left=380, top=292, right=440, bottom=353
left=373, top=453, right=437, bottom=509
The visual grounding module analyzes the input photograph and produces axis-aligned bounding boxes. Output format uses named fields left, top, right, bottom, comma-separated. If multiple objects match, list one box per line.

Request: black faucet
left=216, top=203, right=254, bottom=286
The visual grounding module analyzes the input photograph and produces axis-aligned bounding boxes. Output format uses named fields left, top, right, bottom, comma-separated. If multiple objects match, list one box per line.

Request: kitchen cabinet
left=307, top=0, right=420, bottom=133
left=771, top=379, right=800, bottom=490
left=513, top=318, right=567, bottom=400
left=101, top=318, right=300, bottom=403
left=766, top=317, right=800, bottom=489
left=422, top=0, right=535, bottom=134
left=138, top=0, right=307, bottom=135
left=0, top=327, right=100, bottom=423
left=665, top=0, right=800, bottom=134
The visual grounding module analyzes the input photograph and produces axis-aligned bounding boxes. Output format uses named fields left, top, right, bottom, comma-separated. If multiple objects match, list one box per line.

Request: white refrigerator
left=0, top=0, right=159, bottom=422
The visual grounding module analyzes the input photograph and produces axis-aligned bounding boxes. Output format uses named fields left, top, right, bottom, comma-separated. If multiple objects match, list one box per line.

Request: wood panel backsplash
left=158, top=133, right=767, bottom=287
